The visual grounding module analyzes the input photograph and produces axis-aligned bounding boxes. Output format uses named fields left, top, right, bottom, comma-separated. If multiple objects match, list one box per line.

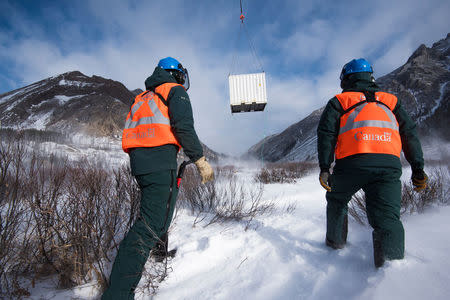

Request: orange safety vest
left=122, top=83, right=182, bottom=153
left=334, top=91, right=402, bottom=159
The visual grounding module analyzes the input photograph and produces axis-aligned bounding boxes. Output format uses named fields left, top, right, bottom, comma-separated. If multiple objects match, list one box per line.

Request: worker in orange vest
left=102, top=57, right=214, bottom=299
left=317, top=58, right=428, bottom=268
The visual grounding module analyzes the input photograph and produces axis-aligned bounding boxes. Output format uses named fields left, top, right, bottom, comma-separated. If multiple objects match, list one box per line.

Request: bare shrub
left=254, top=161, right=316, bottom=184
left=283, top=202, right=297, bottom=214
left=0, top=131, right=31, bottom=295
left=111, top=165, right=141, bottom=244
left=401, top=167, right=449, bottom=214
left=0, top=130, right=173, bottom=298
left=348, top=191, right=368, bottom=226
left=0, top=128, right=70, bottom=145
left=214, top=165, right=238, bottom=180
left=349, top=168, right=450, bottom=225
left=178, top=165, right=274, bottom=228
left=138, top=259, right=172, bottom=297
left=135, top=221, right=174, bottom=296
left=24, top=153, right=72, bottom=287
left=46, top=161, right=141, bottom=290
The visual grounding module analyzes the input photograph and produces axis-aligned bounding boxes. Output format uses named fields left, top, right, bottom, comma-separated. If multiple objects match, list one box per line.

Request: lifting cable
left=229, top=0, right=264, bottom=75
left=229, top=0, right=267, bottom=165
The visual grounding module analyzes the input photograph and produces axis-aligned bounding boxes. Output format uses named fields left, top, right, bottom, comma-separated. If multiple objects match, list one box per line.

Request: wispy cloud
left=0, top=0, right=449, bottom=155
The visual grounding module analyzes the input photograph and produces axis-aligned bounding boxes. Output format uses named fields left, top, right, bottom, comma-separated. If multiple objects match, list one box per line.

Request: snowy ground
left=26, top=164, right=450, bottom=300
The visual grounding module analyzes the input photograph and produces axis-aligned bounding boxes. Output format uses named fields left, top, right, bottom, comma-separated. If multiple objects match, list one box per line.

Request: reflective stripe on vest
left=339, top=102, right=399, bottom=135
left=124, top=92, right=168, bottom=130
left=335, top=92, right=402, bottom=159
left=122, top=83, right=182, bottom=153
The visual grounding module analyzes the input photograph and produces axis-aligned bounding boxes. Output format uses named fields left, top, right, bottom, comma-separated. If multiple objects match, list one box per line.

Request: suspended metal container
left=229, top=72, right=267, bottom=113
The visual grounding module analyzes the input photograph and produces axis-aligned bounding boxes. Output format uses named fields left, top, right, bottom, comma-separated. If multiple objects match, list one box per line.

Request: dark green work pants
left=326, top=166, right=404, bottom=263
left=102, top=170, right=178, bottom=300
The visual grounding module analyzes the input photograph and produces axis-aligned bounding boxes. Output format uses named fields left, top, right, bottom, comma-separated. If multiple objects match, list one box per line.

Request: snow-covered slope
left=26, top=167, right=450, bottom=300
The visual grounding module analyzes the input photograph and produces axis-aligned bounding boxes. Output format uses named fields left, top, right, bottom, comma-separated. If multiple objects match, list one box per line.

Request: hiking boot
left=342, top=214, right=348, bottom=244
left=373, top=233, right=385, bottom=268
left=326, top=215, right=348, bottom=250
left=326, top=237, right=345, bottom=249
left=151, top=233, right=168, bottom=261
left=152, top=248, right=177, bottom=262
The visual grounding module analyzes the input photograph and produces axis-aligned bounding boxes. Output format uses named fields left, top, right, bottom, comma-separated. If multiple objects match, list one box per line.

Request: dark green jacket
left=317, top=73, right=424, bottom=173
left=129, top=67, right=203, bottom=175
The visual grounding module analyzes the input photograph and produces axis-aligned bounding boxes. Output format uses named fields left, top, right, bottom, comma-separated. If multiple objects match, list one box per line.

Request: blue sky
left=1, top=0, right=449, bottom=155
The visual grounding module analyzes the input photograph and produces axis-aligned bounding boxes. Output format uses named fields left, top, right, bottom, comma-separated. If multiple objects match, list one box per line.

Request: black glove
left=319, top=171, right=331, bottom=192
left=411, top=169, right=428, bottom=192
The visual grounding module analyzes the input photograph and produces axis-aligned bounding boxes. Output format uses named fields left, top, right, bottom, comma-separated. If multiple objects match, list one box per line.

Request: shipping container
left=229, top=72, right=267, bottom=113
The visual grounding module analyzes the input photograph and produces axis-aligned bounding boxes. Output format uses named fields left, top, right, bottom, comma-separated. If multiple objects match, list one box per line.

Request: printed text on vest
left=335, top=92, right=402, bottom=159
left=122, top=83, right=182, bottom=152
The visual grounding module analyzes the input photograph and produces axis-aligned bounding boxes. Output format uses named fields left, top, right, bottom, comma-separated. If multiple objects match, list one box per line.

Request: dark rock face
left=0, top=71, right=133, bottom=136
left=247, top=33, right=450, bottom=162
left=377, top=33, right=450, bottom=141
left=131, top=89, right=144, bottom=96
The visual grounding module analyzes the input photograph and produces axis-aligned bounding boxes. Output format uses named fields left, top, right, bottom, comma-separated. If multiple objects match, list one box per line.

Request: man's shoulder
left=168, top=85, right=190, bottom=101
left=326, top=96, right=343, bottom=110
left=318, top=96, right=344, bottom=118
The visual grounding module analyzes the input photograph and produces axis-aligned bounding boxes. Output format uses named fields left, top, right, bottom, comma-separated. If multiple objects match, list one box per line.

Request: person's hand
left=319, top=171, right=331, bottom=192
left=194, top=156, right=214, bottom=184
left=411, top=169, right=428, bottom=192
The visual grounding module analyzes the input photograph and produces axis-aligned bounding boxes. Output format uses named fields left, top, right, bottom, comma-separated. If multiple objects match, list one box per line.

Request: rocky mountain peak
left=432, top=33, right=450, bottom=52
left=407, top=44, right=429, bottom=64
left=406, top=34, right=449, bottom=68
left=62, top=70, right=85, bottom=78
left=377, top=33, right=449, bottom=139
left=0, top=71, right=134, bottom=136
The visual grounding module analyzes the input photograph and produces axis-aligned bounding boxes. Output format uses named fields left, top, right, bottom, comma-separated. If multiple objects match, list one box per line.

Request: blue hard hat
left=340, top=58, right=373, bottom=80
left=158, top=57, right=185, bottom=74
left=157, top=57, right=190, bottom=90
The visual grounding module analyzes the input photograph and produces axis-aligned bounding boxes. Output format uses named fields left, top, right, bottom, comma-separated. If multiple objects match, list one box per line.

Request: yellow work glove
left=194, top=156, right=214, bottom=184
left=411, top=170, right=428, bottom=192
left=319, top=171, right=331, bottom=192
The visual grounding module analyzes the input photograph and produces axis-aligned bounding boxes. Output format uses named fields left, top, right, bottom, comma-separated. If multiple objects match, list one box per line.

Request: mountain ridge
left=0, top=70, right=133, bottom=136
